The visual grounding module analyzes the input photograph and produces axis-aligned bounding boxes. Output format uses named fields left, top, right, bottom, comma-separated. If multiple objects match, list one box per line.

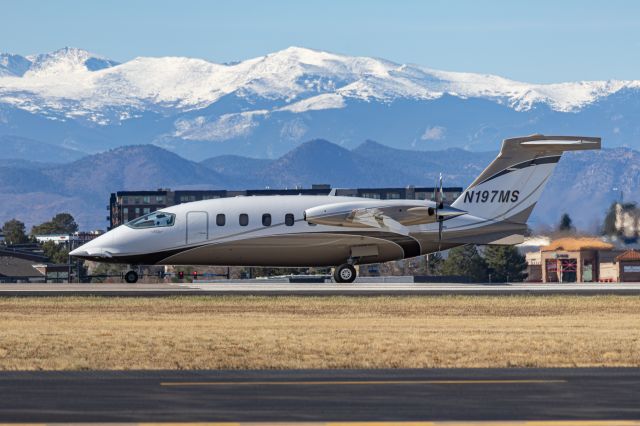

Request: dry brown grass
left=0, top=295, right=638, bottom=370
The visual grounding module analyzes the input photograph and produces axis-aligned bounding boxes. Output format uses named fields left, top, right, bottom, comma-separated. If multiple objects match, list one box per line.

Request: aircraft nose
left=70, top=232, right=115, bottom=259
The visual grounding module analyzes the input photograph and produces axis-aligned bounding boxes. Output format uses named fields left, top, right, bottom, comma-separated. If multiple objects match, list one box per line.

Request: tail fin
left=451, top=135, right=601, bottom=223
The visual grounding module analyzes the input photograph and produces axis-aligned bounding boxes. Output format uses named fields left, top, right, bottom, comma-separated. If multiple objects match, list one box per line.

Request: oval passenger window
left=285, top=213, right=294, bottom=226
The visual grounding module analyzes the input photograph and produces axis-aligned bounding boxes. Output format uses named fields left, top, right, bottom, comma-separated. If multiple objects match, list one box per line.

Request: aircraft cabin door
left=186, top=211, right=208, bottom=245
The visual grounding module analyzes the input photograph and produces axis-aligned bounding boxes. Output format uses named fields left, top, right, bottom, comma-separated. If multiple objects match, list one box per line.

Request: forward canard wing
left=304, top=200, right=466, bottom=233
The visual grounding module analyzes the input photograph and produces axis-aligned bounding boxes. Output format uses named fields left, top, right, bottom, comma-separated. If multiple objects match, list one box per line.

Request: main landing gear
left=333, top=263, right=357, bottom=283
left=124, top=270, right=139, bottom=284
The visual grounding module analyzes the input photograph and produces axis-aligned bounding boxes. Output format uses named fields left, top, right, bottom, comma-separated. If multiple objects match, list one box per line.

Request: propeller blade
left=436, top=173, right=445, bottom=251
left=438, top=172, right=444, bottom=209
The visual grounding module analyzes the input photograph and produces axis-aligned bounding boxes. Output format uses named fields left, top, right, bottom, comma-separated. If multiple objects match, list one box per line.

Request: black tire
left=334, top=264, right=357, bottom=283
left=124, top=270, right=139, bottom=284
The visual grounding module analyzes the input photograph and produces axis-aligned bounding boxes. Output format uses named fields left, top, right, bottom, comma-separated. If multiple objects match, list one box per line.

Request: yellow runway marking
left=323, top=422, right=640, bottom=426
left=136, top=421, right=640, bottom=426
left=327, top=423, right=640, bottom=426
left=160, top=379, right=567, bottom=387
left=3, top=420, right=637, bottom=426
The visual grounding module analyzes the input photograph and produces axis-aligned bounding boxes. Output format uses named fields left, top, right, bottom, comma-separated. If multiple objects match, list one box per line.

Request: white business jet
left=71, top=135, right=600, bottom=283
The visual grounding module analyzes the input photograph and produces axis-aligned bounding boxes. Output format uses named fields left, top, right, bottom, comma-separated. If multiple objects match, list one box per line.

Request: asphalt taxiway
left=0, top=368, right=637, bottom=423
left=1, top=281, right=640, bottom=296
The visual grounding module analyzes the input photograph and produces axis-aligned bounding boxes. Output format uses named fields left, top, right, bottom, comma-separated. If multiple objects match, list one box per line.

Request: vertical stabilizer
left=451, top=135, right=601, bottom=224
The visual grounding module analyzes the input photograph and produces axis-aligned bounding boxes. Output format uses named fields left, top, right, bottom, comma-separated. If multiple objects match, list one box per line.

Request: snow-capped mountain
left=0, top=53, right=32, bottom=77
left=1, top=46, right=639, bottom=158
left=1, top=47, right=118, bottom=77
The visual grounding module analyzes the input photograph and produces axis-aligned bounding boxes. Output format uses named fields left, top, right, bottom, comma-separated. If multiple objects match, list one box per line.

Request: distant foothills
left=0, top=135, right=637, bottom=231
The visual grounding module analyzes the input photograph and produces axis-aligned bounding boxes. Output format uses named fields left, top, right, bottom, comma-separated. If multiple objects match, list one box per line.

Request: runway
left=1, top=281, right=640, bottom=296
left=0, top=368, right=638, bottom=423
left=182, top=281, right=640, bottom=295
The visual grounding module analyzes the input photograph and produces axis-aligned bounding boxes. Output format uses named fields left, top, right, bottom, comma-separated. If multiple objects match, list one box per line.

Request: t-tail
left=446, top=134, right=601, bottom=245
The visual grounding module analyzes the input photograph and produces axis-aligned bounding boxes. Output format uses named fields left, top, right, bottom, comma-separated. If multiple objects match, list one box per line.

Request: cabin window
left=126, top=211, right=175, bottom=229
left=285, top=213, right=295, bottom=226
left=262, top=213, right=271, bottom=226
left=216, top=214, right=226, bottom=226
left=239, top=213, right=249, bottom=226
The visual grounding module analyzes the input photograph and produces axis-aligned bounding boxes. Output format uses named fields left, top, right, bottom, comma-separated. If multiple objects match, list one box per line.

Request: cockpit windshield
left=126, top=211, right=176, bottom=229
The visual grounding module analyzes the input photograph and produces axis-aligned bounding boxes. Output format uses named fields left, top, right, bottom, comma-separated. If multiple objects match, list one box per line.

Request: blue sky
left=2, top=0, right=639, bottom=83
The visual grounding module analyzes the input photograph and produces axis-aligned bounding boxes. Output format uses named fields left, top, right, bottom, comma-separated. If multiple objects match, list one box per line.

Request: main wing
left=304, top=200, right=466, bottom=233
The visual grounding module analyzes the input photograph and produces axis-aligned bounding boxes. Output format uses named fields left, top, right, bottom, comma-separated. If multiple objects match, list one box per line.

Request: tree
left=603, top=202, right=638, bottom=238
left=441, top=245, right=488, bottom=282
left=484, top=245, right=528, bottom=282
left=426, top=252, right=444, bottom=275
left=558, top=213, right=574, bottom=232
left=31, top=213, right=79, bottom=235
left=602, top=202, right=618, bottom=236
left=41, top=240, right=70, bottom=264
left=2, top=219, right=29, bottom=245
left=51, top=213, right=79, bottom=233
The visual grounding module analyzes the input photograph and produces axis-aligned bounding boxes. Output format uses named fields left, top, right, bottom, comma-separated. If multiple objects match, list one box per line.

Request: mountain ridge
left=0, top=135, right=86, bottom=163
left=2, top=46, right=637, bottom=114
left=1, top=46, right=640, bottom=159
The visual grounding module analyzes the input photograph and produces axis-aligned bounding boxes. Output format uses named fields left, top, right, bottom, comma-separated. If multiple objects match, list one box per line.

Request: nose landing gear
left=333, top=263, right=357, bottom=283
left=124, top=270, right=139, bottom=284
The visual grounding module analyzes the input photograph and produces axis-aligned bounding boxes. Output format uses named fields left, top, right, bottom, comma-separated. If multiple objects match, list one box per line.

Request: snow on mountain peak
left=26, top=47, right=118, bottom=76
left=418, top=67, right=638, bottom=111
left=0, top=45, right=638, bottom=124
left=267, top=46, right=329, bottom=62
left=258, top=46, right=397, bottom=79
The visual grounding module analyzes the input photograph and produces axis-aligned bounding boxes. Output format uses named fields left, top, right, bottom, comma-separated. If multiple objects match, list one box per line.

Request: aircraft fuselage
left=73, top=195, right=455, bottom=267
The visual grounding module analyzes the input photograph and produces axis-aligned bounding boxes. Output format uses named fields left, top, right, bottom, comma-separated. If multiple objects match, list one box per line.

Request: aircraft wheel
left=124, top=270, right=139, bottom=284
left=334, top=264, right=357, bottom=283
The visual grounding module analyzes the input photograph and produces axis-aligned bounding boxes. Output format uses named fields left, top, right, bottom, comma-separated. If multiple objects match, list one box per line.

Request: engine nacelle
left=305, top=199, right=467, bottom=228
left=304, top=202, right=376, bottom=227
